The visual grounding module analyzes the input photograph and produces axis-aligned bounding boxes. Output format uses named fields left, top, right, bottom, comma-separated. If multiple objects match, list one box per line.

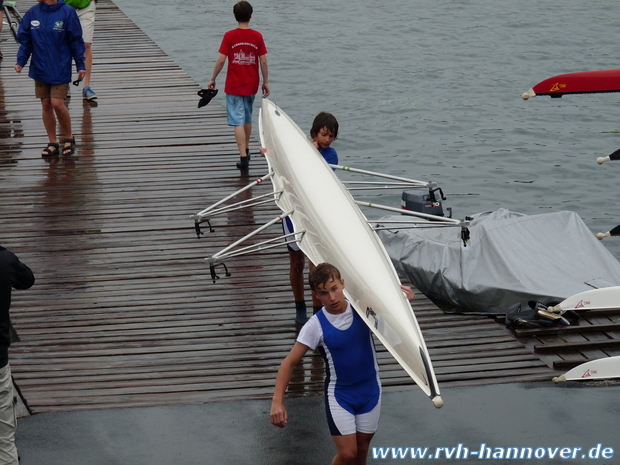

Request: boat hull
left=259, top=99, right=442, bottom=405
left=554, top=356, right=620, bottom=382
left=523, top=68, right=620, bottom=99
left=550, top=286, right=620, bottom=312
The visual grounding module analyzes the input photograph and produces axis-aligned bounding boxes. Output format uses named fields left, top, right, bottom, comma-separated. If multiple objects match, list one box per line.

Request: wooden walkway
left=1, top=0, right=557, bottom=415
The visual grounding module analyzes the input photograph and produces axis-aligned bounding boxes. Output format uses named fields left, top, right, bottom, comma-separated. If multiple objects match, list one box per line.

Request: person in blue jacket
left=14, top=0, right=86, bottom=157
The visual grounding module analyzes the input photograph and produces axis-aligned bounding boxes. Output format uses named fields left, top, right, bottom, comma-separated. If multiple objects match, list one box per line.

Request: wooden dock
left=506, top=308, right=620, bottom=372
left=0, top=0, right=564, bottom=415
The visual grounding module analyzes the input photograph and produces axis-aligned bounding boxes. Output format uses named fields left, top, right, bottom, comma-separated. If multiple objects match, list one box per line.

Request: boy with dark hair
left=285, top=112, right=339, bottom=324
left=233, top=0, right=252, bottom=22
left=310, top=111, right=339, bottom=163
left=207, top=0, right=270, bottom=171
left=271, top=263, right=414, bottom=465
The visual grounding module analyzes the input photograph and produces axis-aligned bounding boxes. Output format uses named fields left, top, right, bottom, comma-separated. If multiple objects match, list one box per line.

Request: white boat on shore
left=553, top=356, right=620, bottom=383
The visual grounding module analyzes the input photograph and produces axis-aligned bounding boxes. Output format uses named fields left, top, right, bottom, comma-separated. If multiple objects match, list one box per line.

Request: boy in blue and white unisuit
left=271, top=262, right=415, bottom=464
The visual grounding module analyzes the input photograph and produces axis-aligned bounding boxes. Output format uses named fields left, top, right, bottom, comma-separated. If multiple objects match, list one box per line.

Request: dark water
left=114, top=0, right=620, bottom=256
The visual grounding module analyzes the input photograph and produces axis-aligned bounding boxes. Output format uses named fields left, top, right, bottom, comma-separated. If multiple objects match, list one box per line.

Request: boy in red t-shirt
left=207, top=1, right=270, bottom=170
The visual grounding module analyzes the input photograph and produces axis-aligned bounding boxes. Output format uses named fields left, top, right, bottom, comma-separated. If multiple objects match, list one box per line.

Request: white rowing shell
left=553, top=356, right=620, bottom=382
left=259, top=99, right=442, bottom=407
left=548, top=286, right=620, bottom=312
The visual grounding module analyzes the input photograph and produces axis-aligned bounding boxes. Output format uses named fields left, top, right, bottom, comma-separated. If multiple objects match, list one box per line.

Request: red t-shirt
left=218, top=28, right=268, bottom=96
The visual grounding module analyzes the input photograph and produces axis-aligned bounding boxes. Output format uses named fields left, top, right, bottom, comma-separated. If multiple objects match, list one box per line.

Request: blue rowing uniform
left=316, top=305, right=381, bottom=435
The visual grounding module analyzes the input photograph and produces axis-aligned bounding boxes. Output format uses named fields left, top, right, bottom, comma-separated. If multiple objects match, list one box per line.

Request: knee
left=336, top=449, right=358, bottom=464
left=357, top=443, right=370, bottom=458
left=50, top=99, right=66, bottom=112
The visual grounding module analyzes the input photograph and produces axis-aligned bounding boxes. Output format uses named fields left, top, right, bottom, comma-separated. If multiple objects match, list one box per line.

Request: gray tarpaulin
left=376, top=209, right=620, bottom=314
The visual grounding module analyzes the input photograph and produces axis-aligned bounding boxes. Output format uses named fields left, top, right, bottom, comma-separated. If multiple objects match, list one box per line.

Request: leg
left=234, top=125, right=248, bottom=158
left=326, top=394, right=362, bottom=464
left=289, top=250, right=308, bottom=324
left=354, top=432, right=375, bottom=465
left=330, top=432, right=374, bottom=465
left=226, top=94, right=251, bottom=169
left=331, top=434, right=359, bottom=465
left=81, top=43, right=97, bottom=100
left=234, top=125, right=249, bottom=169
left=49, top=96, right=76, bottom=155
left=50, top=97, right=74, bottom=152
left=289, top=250, right=306, bottom=302
left=77, top=1, right=97, bottom=99
left=240, top=94, right=254, bottom=157
left=244, top=122, right=252, bottom=155
left=83, top=42, right=93, bottom=87
left=0, top=365, right=19, bottom=465
left=41, top=98, right=59, bottom=144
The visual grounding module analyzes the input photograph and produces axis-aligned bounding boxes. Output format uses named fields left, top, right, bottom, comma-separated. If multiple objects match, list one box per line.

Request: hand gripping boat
left=259, top=99, right=443, bottom=407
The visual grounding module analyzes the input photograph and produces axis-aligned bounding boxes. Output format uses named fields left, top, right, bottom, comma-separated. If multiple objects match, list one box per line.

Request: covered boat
left=376, top=209, right=620, bottom=314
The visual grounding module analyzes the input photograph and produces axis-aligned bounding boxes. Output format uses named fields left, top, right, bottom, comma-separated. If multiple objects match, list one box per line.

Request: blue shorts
left=282, top=216, right=300, bottom=252
left=226, top=94, right=255, bottom=126
left=326, top=389, right=381, bottom=436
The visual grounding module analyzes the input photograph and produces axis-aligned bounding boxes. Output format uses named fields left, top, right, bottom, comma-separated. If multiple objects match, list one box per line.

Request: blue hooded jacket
left=16, top=0, right=86, bottom=85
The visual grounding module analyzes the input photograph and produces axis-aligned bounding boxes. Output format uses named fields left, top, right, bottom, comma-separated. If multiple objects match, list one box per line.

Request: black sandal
left=197, top=88, right=218, bottom=108
left=41, top=142, right=60, bottom=157
left=62, top=138, right=76, bottom=156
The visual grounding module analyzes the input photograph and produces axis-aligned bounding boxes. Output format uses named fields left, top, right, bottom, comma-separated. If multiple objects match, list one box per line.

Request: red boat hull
left=522, top=68, right=620, bottom=99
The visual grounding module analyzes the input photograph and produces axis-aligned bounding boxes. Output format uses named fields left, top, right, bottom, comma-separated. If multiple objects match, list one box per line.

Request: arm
left=66, top=8, right=86, bottom=78
left=5, top=252, right=35, bottom=290
left=259, top=54, right=270, bottom=98
left=400, top=285, right=415, bottom=301
left=207, top=54, right=227, bottom=90
left=15, top=10, right=32, bottom=71
left=270, top=342, right=309, bottom=428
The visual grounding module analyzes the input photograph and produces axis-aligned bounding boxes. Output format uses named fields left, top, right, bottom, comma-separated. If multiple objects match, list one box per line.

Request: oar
left=546, top=286, right=620, bottom=313
left=596, top=147, right=620, bottom=164
left=596, top=224, right=620, bottom=240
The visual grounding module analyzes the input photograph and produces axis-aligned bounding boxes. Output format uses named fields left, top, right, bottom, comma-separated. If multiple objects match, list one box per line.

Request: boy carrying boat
left=285, top=112, right=340, bottom=324
left=270, top=263, right=414, bottom=465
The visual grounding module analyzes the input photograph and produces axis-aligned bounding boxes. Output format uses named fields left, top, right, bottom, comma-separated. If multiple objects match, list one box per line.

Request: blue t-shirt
left=318, top=146, right=338, bottom=166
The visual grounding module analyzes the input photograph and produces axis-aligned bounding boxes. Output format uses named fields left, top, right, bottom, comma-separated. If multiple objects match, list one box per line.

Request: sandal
left=41, top=142, right=59, bottom=157
left=197, top=88, right=218, bottom=108
left=62, top=138, right=76, bottom=156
